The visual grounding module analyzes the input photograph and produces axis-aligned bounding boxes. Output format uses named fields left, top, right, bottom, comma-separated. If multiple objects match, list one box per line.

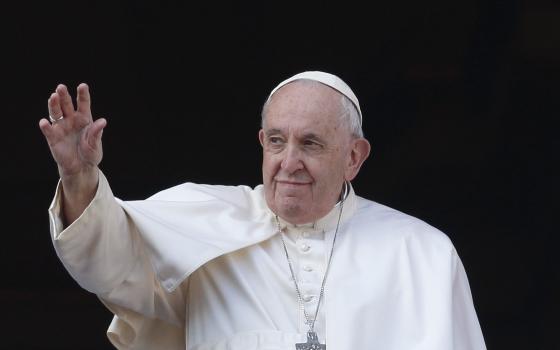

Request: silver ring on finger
left=49, top=115, right=64, bottom=123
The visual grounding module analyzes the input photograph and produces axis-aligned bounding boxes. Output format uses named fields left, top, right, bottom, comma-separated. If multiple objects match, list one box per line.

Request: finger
left=39, top=118, right=52, bottom=139
left=56, top=84, right=75, bottom=119
left=76, top=83, right=91, bottom=117
left=39, top=118, right=55, bottom=140
left=48, top=93, right=63, bottom=121
left=86, top=118, right=107, bottom=148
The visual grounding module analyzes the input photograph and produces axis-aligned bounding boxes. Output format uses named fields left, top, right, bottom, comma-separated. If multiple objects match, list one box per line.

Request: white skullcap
left=267, top=71, right=362, bottom=125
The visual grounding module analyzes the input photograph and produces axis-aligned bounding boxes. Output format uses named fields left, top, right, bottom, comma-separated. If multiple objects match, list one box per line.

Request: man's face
left=259, top=81, right=356, bottom=224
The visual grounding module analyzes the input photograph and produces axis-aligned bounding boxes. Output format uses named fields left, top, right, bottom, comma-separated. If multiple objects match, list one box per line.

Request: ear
left=258, top=129, right=265, bottom=147
left=344, top=138, right=371, bottom=181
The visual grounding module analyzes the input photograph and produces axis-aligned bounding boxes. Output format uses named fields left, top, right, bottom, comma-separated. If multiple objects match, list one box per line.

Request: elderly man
left=39, top=71, right=486, bottom=349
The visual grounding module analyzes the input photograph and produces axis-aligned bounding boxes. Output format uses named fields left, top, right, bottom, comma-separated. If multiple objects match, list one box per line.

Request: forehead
left=264, top=81, right=343, bottom=132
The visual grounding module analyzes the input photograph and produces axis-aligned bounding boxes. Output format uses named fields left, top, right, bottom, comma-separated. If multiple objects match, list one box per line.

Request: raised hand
left=39, top=83, right=107, bottom=224
left=39, top=83, right=106, bottom=178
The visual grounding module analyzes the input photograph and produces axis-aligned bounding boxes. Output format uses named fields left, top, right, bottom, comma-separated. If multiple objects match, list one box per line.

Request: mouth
left=275, top=179, right=311, bottom=186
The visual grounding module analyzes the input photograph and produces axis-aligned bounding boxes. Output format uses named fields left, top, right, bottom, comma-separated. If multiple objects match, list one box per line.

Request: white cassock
left=49, top=170, right=486, bottom=350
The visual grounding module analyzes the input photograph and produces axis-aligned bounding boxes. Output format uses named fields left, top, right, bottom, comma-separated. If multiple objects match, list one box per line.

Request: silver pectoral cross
left=296, top=331, right=326, bottom=350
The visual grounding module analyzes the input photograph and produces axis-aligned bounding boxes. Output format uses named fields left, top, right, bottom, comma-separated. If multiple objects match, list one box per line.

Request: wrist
left=59, top=166, right=99, bottom=199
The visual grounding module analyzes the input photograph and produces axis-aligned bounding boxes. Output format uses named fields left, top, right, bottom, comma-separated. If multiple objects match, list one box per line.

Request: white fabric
left=187, top=214, right=337, bottom=348
left=267, top=71, right=362, bottom=124
left=49, top=170, right=486, bottom=349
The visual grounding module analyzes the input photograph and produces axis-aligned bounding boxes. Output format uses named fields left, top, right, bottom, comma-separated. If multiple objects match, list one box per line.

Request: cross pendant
left=296, top=331, right=326, bottom=350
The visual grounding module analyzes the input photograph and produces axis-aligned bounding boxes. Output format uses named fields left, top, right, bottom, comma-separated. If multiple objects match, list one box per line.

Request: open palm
left=39, top=83, right=106, bottom=178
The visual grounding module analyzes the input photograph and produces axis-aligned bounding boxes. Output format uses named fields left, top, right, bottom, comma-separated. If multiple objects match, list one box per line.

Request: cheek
left=314, top=157, right=346, bottom=185
left=262, top=154, right=278, bottom=179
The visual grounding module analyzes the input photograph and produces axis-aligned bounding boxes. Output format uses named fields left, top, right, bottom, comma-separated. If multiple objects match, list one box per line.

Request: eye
left=268, top=136, right=285, bottom=146
left=304, top=140, right=322, bottom=149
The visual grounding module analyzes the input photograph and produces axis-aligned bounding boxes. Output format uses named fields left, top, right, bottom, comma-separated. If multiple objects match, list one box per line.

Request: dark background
left=2, top=0, right=558, bottom=348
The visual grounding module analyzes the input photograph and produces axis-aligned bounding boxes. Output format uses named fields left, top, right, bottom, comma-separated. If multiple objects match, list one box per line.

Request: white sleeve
left=49, top=170, right=186, bottom=349
left=49, top=170, right=138, bottom=294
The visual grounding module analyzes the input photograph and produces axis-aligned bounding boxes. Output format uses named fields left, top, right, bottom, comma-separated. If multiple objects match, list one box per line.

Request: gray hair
left=261, top=80, right=364, bottom=138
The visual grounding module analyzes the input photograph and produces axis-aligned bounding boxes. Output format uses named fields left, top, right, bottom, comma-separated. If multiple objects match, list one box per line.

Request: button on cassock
left=303, top=265, right=313, bottom=272
left=302, top=294, right=314, bottom=302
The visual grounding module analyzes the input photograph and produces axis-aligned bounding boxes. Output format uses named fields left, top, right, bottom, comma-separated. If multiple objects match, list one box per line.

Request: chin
left=277, top=202, right=314, bottom=224
left=265, top=191, right=313, bottom=223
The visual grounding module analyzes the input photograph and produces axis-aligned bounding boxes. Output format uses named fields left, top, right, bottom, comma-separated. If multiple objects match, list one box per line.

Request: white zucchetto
left=267, top=71, right=362, bottom=125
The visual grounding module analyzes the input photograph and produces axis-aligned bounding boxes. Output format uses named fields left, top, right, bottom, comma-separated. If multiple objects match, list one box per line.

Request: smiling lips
left=275, top=179, right=311, bottom=186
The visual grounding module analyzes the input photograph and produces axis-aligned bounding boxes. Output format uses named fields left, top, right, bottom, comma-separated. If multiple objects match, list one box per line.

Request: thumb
left=87, top=118, right=107, bottom=148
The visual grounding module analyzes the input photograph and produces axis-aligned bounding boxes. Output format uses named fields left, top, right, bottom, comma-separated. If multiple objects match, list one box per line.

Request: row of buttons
left=293, top=231, right=322, bottom=306
left=300, top=239, right=315, bottom=303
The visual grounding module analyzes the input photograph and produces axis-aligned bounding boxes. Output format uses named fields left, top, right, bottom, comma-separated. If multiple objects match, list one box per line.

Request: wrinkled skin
left=39, top=83, right=106, bottom=224
left=259, top=81, right=370, bottom=224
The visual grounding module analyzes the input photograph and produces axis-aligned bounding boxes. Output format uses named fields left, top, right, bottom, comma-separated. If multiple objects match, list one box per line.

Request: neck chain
left=274, top=183, right=347, bottom=349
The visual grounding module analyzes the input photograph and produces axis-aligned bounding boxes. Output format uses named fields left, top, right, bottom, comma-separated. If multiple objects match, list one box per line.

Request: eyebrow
left=265, top=129, right=283, bottom=136
left=265, top=129, right=326, bottom=143
left=302, top=133, right=324, bottom=142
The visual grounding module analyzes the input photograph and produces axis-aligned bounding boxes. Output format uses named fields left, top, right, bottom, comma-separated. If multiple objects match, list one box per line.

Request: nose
left=280, top=144, right=304, bottom=174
